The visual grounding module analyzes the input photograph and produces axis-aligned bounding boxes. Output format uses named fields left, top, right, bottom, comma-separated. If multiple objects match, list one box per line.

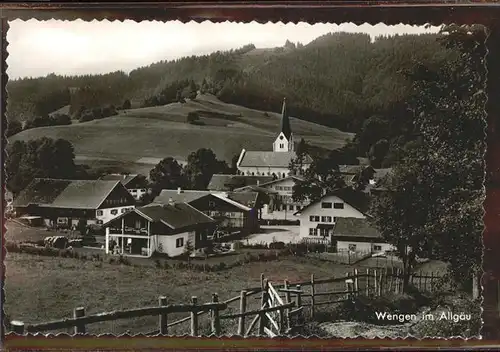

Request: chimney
left=256, top=180, right=260, bottom=186
left=123, top=174, right=127, bottom=180
left=177, top=187, right=182, bottom=194
left=168, top=197, right=174, bottom=205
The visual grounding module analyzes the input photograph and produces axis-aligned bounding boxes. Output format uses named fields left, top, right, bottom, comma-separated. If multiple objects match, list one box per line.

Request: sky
left=6, top=20, right=441, bottom=79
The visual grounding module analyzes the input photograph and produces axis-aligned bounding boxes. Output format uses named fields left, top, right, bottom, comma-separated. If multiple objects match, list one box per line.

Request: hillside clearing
left=9, top=95, right=353, bottom=175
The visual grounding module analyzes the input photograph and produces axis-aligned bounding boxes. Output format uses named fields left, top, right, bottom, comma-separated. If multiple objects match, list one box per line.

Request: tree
left=200, top=78, right=209, bottom=94
left=6, top=120, right=22, bottom=137
left=368, top=139, right=390, bottom=168
left=122, top=99, right=132, bottom=110
left=370, top=24, right=487, bottom=290
left=184, top=148, right=228, bottom=190
left=176, top=90, right=185, bottom=104
left=289, top=138, right=308, bottom=176
left=6, top=137, right=77, bottom=195
left=187, top=80, right=198, bottom=100
left=149, top=157, right=186, bottom=196
left=186, top=112, right=199, bottom=124
left=292, top=156, right=346, bottom=203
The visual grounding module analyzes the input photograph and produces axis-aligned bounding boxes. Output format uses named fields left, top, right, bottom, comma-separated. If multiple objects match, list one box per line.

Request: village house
left=153, top=188, right=261, bottom=234
left=236, top=98, right=313, bottom=178
left=235, top=176, right=306, bottom=220
left=12, top=178, right=136, bottom=227
left=332, top=217, right=395, bottom=253
left=99, top=173, right=149, bottom=201
left=339, top=165, right=393, bottom=194
left=207, top=174, right=274, bottom=191
left=102, top=202, right=216, bottom=258
left=293, top=190, right=368, bottom=243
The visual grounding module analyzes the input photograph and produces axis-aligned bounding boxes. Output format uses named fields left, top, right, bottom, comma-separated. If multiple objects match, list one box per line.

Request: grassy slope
left=5, top=252, right=354, bottom=335
left=9, top=94, right=353, bottom=173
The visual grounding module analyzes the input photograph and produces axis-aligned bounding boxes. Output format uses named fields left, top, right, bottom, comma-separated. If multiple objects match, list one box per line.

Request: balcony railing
left=108, top=227, right=149, bottom=236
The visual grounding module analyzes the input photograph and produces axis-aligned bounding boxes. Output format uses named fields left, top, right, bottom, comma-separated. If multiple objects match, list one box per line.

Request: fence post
left=238, top=290, right=247, bottom=336
left=295, top=284, right=303, bottom=326
left=259, top=279, right=268, bottom=336
left=158, top=296, right=168, bottom=335
left=278, top=306, right=285, bottom=335
left=10, top=320, right=25, bottom=335
left=373, top=270, right=379, bottom=297
left=430, top=271, right=435, bottom=292
left=211, top=293, right=221, bottom=336
left=73, top=307, right=86, bottom=334
left=310, top=274, right=316, bottom=319
left=419, top=271, right=423, bottom=291
left=190, top=296, right=199, bottom=337
left=379, top=268, right=383, bottom=296
left=284, top=279, right=291, bottom=330
left=354, top=269, right=359, bottom=296
left=366, top=268, right=370, bottom=296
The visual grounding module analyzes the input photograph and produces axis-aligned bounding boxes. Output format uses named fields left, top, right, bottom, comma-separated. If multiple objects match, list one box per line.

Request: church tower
left=273, top=98, right=294, bottom=152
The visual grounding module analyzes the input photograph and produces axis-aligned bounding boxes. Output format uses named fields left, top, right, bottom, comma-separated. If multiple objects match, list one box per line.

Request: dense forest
left=7, top=30, right=458, bottom=167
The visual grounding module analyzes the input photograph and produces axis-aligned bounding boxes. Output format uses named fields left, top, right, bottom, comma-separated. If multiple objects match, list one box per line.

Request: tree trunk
left=401, top=248, right=415, bottom=294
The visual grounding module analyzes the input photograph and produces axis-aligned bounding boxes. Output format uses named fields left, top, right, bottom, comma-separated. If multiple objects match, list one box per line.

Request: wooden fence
left=8, top=268, right=442, bottom=336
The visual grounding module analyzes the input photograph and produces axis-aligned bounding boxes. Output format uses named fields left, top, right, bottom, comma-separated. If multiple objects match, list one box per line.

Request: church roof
left=280, top=98, right=292, bottom=139
left=238, top=151, right=312, bottom=168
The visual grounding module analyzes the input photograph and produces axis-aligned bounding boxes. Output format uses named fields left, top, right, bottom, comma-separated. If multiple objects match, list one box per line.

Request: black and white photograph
left=4, top=19, right=486, bottom=338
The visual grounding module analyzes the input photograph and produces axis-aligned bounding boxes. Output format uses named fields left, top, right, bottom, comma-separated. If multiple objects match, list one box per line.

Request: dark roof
left=333, top=217, right=382, bottom=239
left=100, top=174, right=139, bottom=187
left=136, top=203, right=214, bottom=229
left=207, top=174, right=274, bottom=191
left=153, top=189, right=259, bottom=209
left=339, top=165, right=365, bottom=175
left=238, top=150, right=313, bottom=168
left=294, top=188, right=370, bottom=216
left=13, top=178, right=123, bottom=209
left=280, top=97, right=292, bottom=139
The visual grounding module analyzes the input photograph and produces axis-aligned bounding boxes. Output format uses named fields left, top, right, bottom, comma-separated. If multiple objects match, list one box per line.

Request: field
left=5, top=252, right=360, bottom=336
left=9, top=94, right=353, bottom=174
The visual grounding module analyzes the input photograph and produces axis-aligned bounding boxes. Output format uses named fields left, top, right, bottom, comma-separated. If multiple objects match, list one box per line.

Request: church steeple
left=273, top=97, right=294, bottom=152
left=280, top=97, right=292, bottom=140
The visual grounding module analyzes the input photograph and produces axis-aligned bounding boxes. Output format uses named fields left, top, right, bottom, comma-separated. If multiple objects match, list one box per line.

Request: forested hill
left=7, top=32, right=454, bottom=134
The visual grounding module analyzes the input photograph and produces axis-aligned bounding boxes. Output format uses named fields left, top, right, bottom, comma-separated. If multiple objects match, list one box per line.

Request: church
left=236, top=98, right=313, bottom=178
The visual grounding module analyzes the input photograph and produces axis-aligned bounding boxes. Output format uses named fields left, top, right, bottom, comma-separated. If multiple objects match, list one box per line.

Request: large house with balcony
left=236, top=98, right=313, bottom=178
left=12, top=178, right=136, bottom=227
left=152, top=188, right=262, bottom=234
left=102, top=202, right=216, bottom=258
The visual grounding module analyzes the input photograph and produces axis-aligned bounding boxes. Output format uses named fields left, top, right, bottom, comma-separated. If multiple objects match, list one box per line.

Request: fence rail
left=9, top=268, right=446, bottom=336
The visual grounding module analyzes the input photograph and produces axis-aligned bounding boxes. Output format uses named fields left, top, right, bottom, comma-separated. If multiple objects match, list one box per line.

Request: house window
left=309, top=228, right=318, bottom=236
left=326, top=216, right=332, bottom=222
left=280, top=143, right=284, bottom=148
left=141, top=189, right=146, bottom=192
left=111, top=209, right=118, bottom=215
left=96, top=210, right=103, bottom=216
left=373, top=245, right=382, bottom=251
left=96, top=220, right=103, bottom=225
left=176, top=238, right=184, bottom=248
left=131, top=189, right=137, bottom=193
left=309, top=216, right=315, bottom=222
left=314, top=216, right=320, bottom=222
left=321, top=202, right=332, bottom=209
left=208, top=201, right=216, bottom=208
left=289, top=205, right=294, bottom=211
left=121, top=208, right=127, bottom=213
left=321, top=216, right=328, bottom=222
left=348, top=244, right=357, bottom=251
left=320, top=228, right=329, bottom=237
left=333, top=202, right=344, bottom=209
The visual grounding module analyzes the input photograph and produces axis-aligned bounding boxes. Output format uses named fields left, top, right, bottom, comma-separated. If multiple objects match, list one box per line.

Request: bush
left=411, top=296, right=481, bottom=338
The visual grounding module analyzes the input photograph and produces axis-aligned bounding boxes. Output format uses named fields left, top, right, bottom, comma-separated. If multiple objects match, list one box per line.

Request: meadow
left=9, top=94, right=353, bottom=174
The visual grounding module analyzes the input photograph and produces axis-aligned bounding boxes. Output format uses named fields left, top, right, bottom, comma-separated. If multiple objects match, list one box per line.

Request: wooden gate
left=259, top=276, right=304, bottom=337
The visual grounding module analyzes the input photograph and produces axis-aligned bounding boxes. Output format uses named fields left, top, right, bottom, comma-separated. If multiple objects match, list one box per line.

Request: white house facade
left=294, top=194, right=366, bottom=241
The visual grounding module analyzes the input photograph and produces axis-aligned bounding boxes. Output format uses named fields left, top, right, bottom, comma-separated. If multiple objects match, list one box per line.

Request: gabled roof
left=238, top=151, right=313, bottom=168
left=207, top=174, right=274, bottom=191
left=12, top=178, right=125, bottom=210
left=333, top=217, right=382, bottom=239
left=280, top=97, right=292, bottom=139
left=293, top=188, right=370, bottom=216
left=100, top=174, right=139, bottom=187
left=152, top=189, right=259, bottom=210
left=103, top=202, right=214, bottom=230
left=256, top=175, right=305, bottom=188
